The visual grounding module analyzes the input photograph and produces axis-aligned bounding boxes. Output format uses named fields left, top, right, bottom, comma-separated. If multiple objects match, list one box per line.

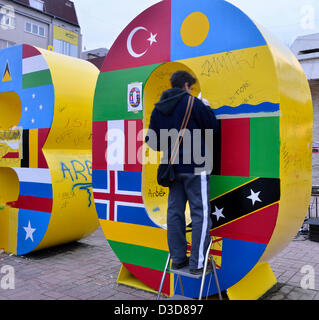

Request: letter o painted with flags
left=92, top=0, right=312, bottom=299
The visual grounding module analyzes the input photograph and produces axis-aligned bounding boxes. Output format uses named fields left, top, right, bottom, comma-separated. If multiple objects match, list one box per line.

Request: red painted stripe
left=123, top=262, right=171, bottom=296
left=93, top=121, right=107, bottom=170
left=124, top=119, right=143, bottom=172
left=38, top=128, right=50, bottom=168
left=3, top=152, right=19, bottom=159
left=212, top=237, right=223, bottom=244
left=210, top=250, right=222, bottom=257
left=93, top=192, right=143, bottom=204
left=109, top=171, right=115, bottom=221
left=188, top=243, right=222, bottom=257
left=22, top=44, right=41, bottom=59
left=220, top=118, right=250, bottom=177
left=101, top=1, right=171, bottom=72
left=11, top=195, right=52, bottom=213
left=211, top=203, right=279, bottom=244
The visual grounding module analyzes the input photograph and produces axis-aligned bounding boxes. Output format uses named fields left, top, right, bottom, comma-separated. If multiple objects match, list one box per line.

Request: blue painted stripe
left=96, top=203, right=107, bottom=220
left=117, top=171, right=141, bottom=193
left=117, top=205, right=160, bottom=228
left=17, top=209, right=51, bottom=256
left=19, top=182, right=52, bottom=198
left=214, top=102, right=280, bottom=116
left=18, top=84, right=55, bottom=130
left=171, top=0, right=266, bottom=61
left=93, top=170, right=108, bottom=190
left=175, top=238, right=267, bottom=298
left=0, top=45, right=23, bottom=93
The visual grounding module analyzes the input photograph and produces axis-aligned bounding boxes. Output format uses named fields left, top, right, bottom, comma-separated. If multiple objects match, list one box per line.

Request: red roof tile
left=87, top=56, right=105, bottom=70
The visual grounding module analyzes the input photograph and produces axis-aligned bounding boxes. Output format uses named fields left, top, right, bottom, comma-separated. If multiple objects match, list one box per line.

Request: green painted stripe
left=210, top=175, right=256, bottom=200
left=107, top=239, right=168, bottom=271
left=22, top=69, right=52, bottom=89
left=250, top=117, right=280, bottom=178
left=93, top=64, right=162, bottom=122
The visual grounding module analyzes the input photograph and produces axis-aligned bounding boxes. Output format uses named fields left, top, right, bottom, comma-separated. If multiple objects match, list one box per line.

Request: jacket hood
left=155, top=88, right=188, bottom=115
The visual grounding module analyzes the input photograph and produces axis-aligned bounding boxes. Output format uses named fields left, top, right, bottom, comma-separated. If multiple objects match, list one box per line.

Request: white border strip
left=107, top=121, right=125, bottom=172
left=115, top=172, right=141, bottom=196
left=216, top=111, right=281, bottom=120
left=12, top=168, right=51, bottom=184
left=198, top=171, right=209, bottom=269
left=22, top=55, right=49, bottom=75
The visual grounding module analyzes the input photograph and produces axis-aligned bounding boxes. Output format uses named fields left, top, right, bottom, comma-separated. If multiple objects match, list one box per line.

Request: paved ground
left=0, top=227, right=319, bottom=300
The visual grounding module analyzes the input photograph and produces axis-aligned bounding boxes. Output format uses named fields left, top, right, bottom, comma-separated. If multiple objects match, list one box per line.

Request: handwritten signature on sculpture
left=201, top=51, right=259, bottom=77
left=148, top=186, right=166, bottom=198
left=72, top=183, right=93, bottom=207
left=61, top=160, right=93, bottom=207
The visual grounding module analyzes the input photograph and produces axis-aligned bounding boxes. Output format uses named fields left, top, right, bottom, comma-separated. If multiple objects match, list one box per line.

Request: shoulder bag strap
left=169, top=95, right=195, bottom=165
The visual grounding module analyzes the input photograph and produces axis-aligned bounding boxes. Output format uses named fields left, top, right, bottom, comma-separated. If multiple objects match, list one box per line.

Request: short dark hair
left=170, top=70, right=197, bottom=89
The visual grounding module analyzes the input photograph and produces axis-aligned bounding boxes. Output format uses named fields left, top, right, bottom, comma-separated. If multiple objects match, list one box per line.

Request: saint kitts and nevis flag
left=92, top=0, right=281, bottom=296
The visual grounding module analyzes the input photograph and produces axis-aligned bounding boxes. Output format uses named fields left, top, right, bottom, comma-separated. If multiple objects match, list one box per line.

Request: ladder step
left=157, top=238, right=222, bottom=300
left=170, top=265, right=213, bottom=279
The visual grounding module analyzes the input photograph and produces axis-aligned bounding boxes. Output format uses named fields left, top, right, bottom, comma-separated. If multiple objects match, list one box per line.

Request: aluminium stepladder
left=156, top=237, right=223, bottom=300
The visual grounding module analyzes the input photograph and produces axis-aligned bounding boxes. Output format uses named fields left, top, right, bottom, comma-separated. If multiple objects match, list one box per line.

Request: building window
left=29, top=0, right=44, bottom=11
left=53, top=25, right=79, bottom=58
left=25, top=21, right=46, bottom=37
left=39, top=27, right=45, bottom=37
left=32, top=24, right=38, bottom=34
left=0, top=5, right=15, bottom=30
left=53, top=39, right=77, bottom=57
left=25, top=22, right=31, bottom=33
left=0, top=39, right=15, bottom=49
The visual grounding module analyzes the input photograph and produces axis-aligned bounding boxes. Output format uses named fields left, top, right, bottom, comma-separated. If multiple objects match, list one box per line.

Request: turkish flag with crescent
left=101, top=0, right=171, bottom=73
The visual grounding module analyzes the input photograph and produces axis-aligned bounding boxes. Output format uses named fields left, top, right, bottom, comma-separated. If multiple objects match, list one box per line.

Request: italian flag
left=22, top=44, right=52, bottom=90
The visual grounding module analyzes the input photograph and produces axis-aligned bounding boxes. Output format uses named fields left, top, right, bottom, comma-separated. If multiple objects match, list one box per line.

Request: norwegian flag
left=93, top=170, right=159, bottom=228
left=93, top=119, right=143, bottom=172
left=92, top=118, right=159, bottom=227
left=93, top=170, right=143, bottom=221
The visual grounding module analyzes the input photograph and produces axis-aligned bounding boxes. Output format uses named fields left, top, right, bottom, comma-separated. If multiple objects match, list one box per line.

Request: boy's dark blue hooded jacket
left=145, top=88, right=219, bottom=174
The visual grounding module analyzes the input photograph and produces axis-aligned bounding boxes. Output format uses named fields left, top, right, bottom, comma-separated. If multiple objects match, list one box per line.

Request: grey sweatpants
left=167, top=171, right=212, bottom=270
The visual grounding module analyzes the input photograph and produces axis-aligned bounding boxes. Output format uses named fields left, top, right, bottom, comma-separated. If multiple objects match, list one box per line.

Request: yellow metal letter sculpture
left=0, top=44, right=99, bottom=255
left=92, top=0, right=312, bottom=299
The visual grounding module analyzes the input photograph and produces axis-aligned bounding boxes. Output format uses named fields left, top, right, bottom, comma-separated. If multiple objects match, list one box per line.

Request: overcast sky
left=73, top=0, right=319, bottom=51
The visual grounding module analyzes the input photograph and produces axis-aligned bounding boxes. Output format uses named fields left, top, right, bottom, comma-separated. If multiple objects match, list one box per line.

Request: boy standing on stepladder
left=146, top=70, right=219, bottom=274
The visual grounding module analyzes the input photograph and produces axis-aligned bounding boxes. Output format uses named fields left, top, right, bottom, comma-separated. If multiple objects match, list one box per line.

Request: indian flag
left=22, top=44, right=52, bottom=90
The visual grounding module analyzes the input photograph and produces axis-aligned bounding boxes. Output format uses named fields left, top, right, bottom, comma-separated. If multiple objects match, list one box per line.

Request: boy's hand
left=201, top=97, right=210, bottom=107
left=198, top=92, right=211, bottom=106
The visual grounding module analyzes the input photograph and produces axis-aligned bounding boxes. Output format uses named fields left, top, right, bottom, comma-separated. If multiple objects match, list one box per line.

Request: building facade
left=0, top=0, right=81, bottom=58
left=81, top=47, right=108, bottom=70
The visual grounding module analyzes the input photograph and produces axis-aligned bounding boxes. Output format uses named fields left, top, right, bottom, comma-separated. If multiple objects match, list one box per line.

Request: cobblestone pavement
left=264, top=233, right=319, bottom=300
left=0, top=227, right=318, bottom=300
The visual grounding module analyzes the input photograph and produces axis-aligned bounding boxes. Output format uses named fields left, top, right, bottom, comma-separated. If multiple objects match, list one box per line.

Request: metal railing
left=308, top=186, right=319, bottom=219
